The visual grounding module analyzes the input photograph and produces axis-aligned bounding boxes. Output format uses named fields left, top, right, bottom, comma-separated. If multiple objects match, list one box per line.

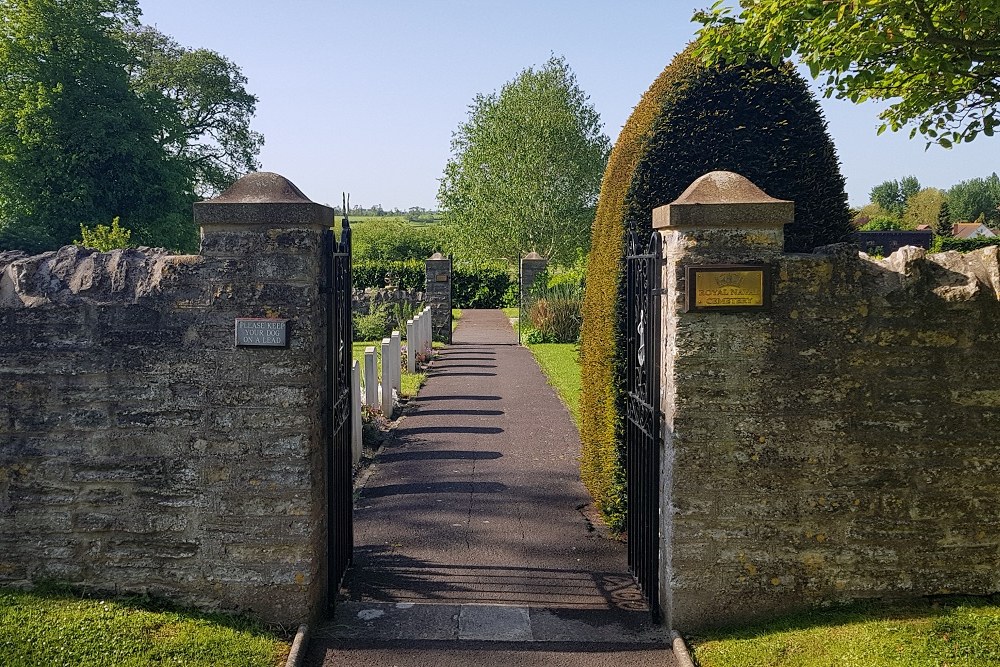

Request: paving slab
left=307, top=310, right=674, bottom=666
left=309, top=640, right=676, bottom=667
left=459, top=604, right=532, bottom=641
left=323, top=601, right=672, bottom=644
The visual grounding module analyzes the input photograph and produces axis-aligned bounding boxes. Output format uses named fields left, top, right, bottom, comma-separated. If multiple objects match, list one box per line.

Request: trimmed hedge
left=353, top=259, right=517, bottom=309
left=930, top=236, right=1000, bottom=253
left=453, top=261, right=518, bottom=309
left=579, top=43, right=852, bottom=531
left=354, top=260, right=425, bottom=290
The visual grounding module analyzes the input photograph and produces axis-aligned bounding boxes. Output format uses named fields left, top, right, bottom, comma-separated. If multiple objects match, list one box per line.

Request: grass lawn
left=0, top=586, right=289, bottom=667
left=352, top=341, right=426, bottom=398
left=452, top=308, right=461, bottom=332
left=526, top=342, right=580, bottom=425
left=690, top=596, right=1000, bottom=667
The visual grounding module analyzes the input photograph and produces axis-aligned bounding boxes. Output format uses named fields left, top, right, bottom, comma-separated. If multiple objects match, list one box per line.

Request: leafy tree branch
left=694, top=1, right=1000, bottom=146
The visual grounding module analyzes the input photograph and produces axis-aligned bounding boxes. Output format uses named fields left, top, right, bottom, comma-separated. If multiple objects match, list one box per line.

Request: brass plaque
left=685, top=265, right=770, bottom=312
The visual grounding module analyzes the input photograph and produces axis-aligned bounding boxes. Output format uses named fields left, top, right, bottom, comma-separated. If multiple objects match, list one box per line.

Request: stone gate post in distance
left=425, top=252, right=452, bottom=343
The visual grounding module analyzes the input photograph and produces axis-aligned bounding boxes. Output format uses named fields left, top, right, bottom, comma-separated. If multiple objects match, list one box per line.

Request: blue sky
left=140, top=0, right=997, bottom=211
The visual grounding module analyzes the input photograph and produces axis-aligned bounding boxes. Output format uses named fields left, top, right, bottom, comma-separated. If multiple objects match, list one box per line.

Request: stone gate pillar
left=520, top=252, right=547, bottom=302
left=425, top=252, right=452, bottom=343
left=653, top=171, right=792, bottom=630
left=194, top=172, right=334, bottom=624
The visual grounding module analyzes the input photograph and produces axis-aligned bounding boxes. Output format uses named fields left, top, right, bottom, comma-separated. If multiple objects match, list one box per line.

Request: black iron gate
left=625, top=229, right=661, bottom=619
left=325, top=211, right=353, bottom=600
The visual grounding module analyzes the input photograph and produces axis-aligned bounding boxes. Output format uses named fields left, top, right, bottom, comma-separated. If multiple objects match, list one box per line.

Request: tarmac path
left=306, top=309, right=675, bottom=666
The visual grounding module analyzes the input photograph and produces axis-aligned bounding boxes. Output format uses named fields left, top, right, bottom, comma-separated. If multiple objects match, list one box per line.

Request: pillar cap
left=428, top=252, right=448, bottom=261
left=208, top=172, right=312, bottom=204
left=194, top=172, right=332, bottom=227
left=522, top=251, right=545, bottom=261
left=653, top=171, right=793, bottom=230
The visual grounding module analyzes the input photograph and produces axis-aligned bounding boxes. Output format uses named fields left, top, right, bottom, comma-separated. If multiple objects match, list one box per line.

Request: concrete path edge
left=286, top=623, right=310, bottom=667
left=671, top=631, right=695, bottom=667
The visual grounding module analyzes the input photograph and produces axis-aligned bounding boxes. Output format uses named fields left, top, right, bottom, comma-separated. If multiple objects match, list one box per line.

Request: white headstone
left=380, top=338, right=392, bottom=416
left=390, top=331, right=402, bottom=395
left=406, top=319, right=416, bottom=373
left=364, top=346, right=377, bottom=407
left=351, top=360, right=362, bottom=465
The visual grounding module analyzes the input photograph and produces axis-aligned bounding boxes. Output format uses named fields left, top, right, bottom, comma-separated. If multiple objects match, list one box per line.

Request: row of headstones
left=347, top=306, right=434, bottom=464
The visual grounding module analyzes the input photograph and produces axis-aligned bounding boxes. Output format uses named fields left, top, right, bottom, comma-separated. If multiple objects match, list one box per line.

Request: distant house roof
left=915, top=224, right=932, bottom=231
left=953, top=222, right=997, bottom=239
left=852, top=230, right=933, bottom=255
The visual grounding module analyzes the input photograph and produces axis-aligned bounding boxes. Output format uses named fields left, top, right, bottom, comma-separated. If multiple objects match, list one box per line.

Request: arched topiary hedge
left=579, top=44, right=852, bottom=531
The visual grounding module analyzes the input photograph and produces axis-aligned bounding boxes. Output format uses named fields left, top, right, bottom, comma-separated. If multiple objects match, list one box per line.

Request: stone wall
left=351, top=287, right=424, bottom=317
left=656, top=172, right=1000, bottom=630
left=0, top=173, right=333, bottom=625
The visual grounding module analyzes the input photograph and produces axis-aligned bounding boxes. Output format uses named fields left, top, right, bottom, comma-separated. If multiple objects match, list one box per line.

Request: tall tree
left=0, top=0, right=191, bottom=252
left=948, top=174, right=1000, bottom=224
left=438, top=56, right=610, bottom=265
left=936, top=200, right=954, bottom=236
left=869, top=181, right=906, bottom=216
left=694, top=1, right=1000, bottom=146
left=870, top=176, right=921, bottom=216
left=125, top=26, right=263, bottom=198
left=902, top=187, right=947, bottom=229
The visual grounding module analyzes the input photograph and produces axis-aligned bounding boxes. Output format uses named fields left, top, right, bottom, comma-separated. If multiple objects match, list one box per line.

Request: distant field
left=340, top=215, right=443, bottom=226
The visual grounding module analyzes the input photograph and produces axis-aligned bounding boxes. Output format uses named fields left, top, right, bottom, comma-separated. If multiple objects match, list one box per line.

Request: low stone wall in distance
left=351, top=287, right=424, bottom=317
left=0, top=173, right=333, bottom=625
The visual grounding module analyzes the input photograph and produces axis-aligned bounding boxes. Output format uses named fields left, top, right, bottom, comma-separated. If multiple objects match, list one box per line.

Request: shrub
left=929, top=236, right=1000, bottom=253
left=353, top=303, right=391, bottom=342
left=352, top=298, right=423, bottom=342
left=859, top=216, right=906, bottom=231
left=74, top=217, right=133, bottom=251
left=580, top=43, right=852, bottom=531
left=546, top=253, right=588, bottom=291
left=387, top=300, right=421, bottom=333
left=452, top=261, right=517, bottom=309
left=525, top=282, right=583, bottom=343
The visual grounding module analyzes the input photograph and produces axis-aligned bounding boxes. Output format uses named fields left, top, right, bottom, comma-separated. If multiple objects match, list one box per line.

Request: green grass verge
left=691, top=597, right=1000, bottom=667
left=526, top=342, right=581, bottom=425
left=0, top=586, right=289, bottom=667
left=352, top=341, right=425, bottom=398
left=502, top=307, right=520, bottom=336
left=452, top=308, right=461, bottom=332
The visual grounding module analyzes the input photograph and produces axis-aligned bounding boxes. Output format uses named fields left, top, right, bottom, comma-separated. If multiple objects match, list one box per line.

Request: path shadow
left=342, top=550, right=648, bottom=613
left=377, top=450, right=502, bottom=464
left=361, top=481, right=507, bottom=498
left=411, top=408, right=505, bottom=417
left=396, top=425, right=503, bottom=435
left=436, top=355, right=497, bottom=361
left=410, top=395, right=501, bottom=402
left=429, top=371, right=497, bottom=377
